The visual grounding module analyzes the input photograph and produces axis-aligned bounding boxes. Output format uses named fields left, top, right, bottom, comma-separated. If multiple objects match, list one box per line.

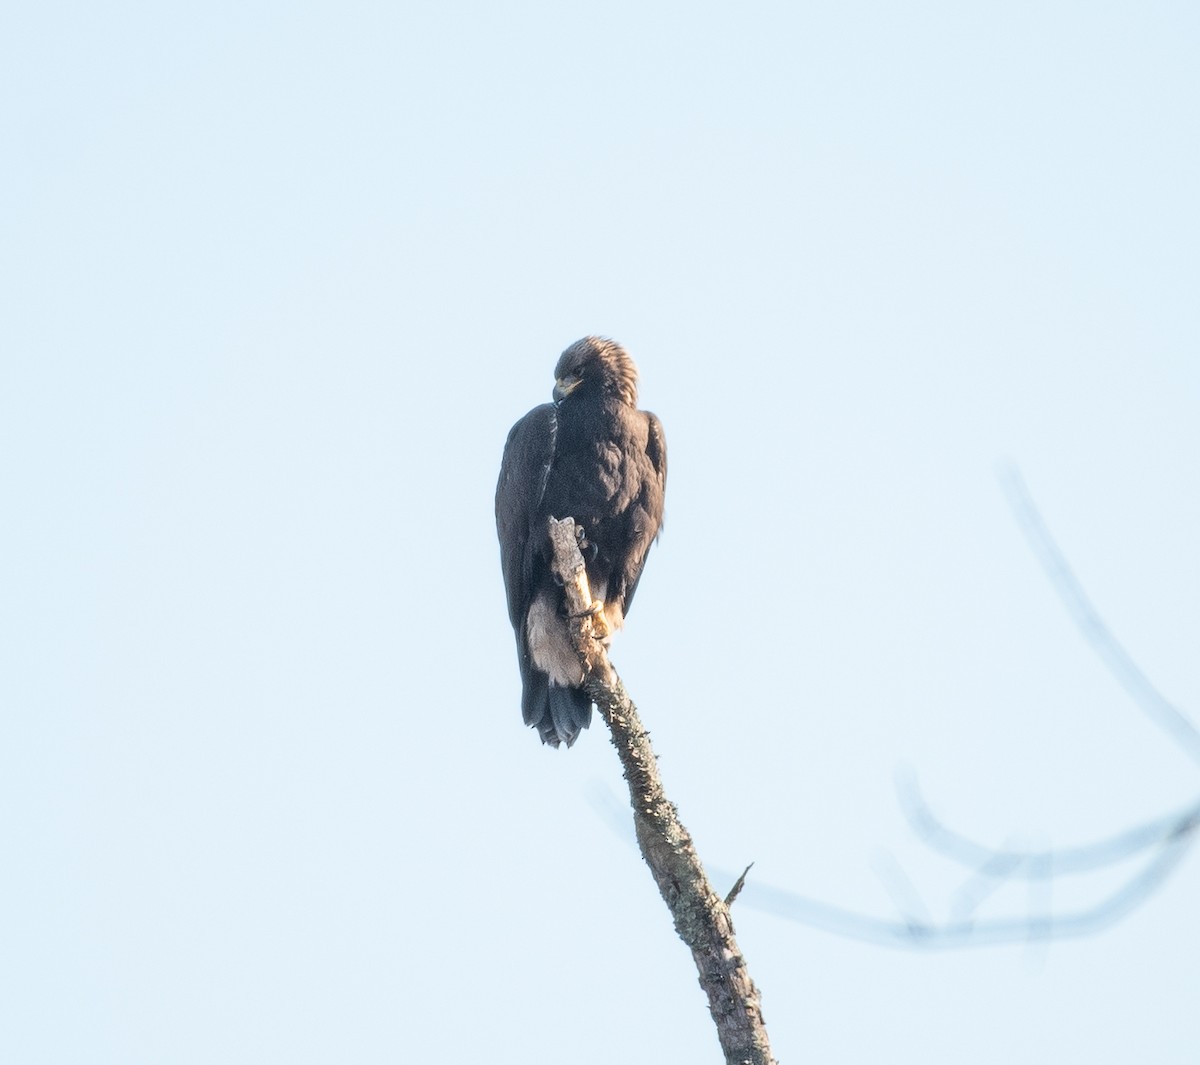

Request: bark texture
left=547, top=517, right=776, bottom=1065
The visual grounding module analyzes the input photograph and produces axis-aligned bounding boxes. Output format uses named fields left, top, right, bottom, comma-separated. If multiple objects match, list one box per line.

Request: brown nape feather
left=555, top=336, right=639, bottom=407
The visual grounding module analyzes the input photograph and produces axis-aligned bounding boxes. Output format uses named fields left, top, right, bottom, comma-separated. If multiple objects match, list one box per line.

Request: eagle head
left=553, top=336, right=639, bottom=408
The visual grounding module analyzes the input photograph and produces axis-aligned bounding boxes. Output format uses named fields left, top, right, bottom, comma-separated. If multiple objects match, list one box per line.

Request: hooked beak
left=553, top=377, right=581, bottom=404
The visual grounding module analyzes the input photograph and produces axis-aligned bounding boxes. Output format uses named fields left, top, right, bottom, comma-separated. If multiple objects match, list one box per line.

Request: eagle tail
left=522, top=671, right=592, bottom=747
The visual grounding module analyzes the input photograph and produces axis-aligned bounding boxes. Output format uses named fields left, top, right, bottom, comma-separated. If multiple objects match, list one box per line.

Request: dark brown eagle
left=495, top=337, right=667, bottom=747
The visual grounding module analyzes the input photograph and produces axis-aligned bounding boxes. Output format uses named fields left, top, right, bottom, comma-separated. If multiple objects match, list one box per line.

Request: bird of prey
left=495, top=337, right=667, bottom=747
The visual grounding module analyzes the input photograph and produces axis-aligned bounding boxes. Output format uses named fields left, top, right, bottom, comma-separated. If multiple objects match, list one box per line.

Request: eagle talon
left=589, top=603, right=612, bottom=640
left=568, top=600, right=612, bottom=638
left=574, top=525, right=600, bottom=563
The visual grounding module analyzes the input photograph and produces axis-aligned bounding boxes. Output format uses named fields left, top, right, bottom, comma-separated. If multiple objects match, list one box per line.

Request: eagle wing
left=615, top=409, right=667, bottom=618
left=495, top=402, right=557, bottom=632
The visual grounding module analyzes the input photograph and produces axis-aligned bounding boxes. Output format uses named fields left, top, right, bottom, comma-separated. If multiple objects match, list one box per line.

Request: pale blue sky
left=3, top=3, right=1198, bottom=1062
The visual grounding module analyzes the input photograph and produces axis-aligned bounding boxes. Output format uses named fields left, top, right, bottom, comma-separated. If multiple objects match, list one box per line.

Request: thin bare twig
left=725, top=863, right=755, bottom=907
left=896, top=767, right=1200, bottom=877
left=999, top=463, right=1200, bottom=767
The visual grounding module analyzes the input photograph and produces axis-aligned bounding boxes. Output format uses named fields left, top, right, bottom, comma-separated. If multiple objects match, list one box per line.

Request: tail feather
left=547, top=684, right=592, bottom=747
left=522, top=669, right=592, bottom=747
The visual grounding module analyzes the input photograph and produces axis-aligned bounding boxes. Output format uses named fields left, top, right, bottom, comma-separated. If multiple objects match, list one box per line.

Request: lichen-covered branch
left=547, top=517, right=775, bottom=1065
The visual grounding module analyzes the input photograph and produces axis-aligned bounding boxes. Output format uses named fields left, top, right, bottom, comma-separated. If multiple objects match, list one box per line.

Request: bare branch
left=870, top=849, right=934, bottom=930
left=548, top=517, right=776, bottom=1065
left=736, top=818, right=1196, bottom=949
left=585, top=772, right=1195, bottom=949
left=999, top=463, right=1200, bottom=767
left=897, top=767, right=1200, bottom=877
